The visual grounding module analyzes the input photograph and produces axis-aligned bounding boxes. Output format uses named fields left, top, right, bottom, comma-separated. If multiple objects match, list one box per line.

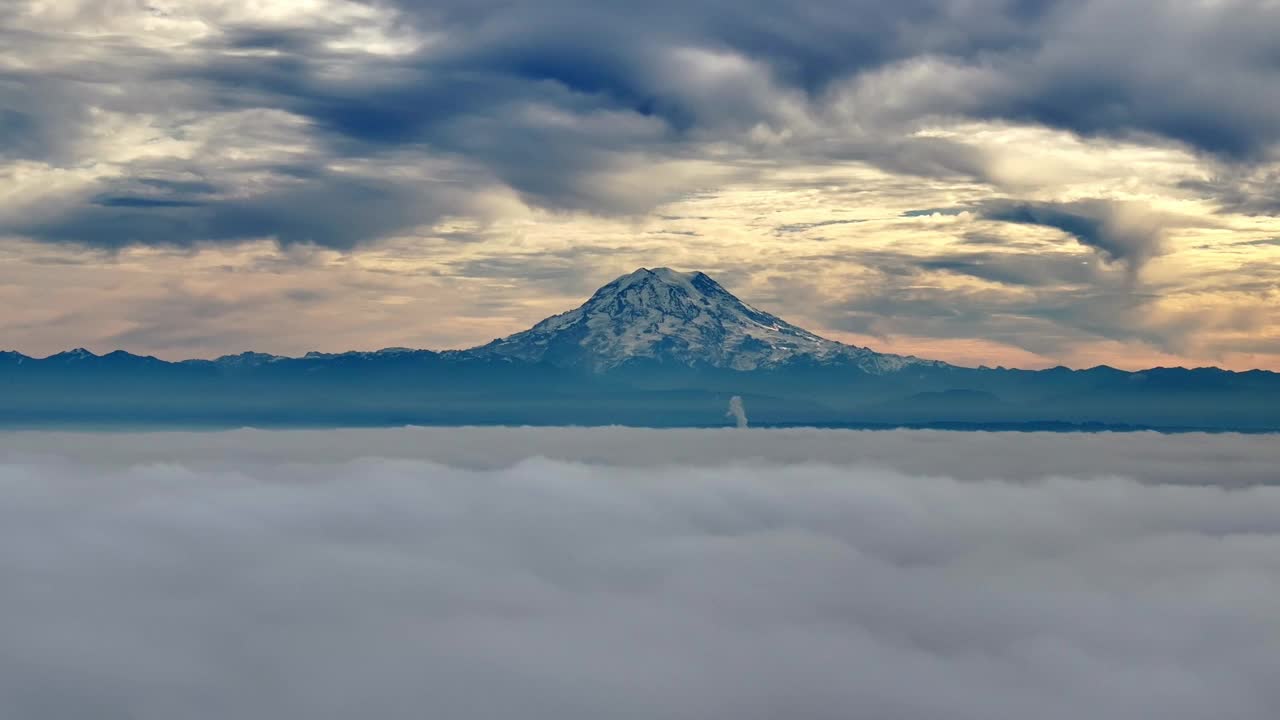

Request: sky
left=2, top=427, right=1279, bottom=719
left=2, top=0, right=1279, bottom=370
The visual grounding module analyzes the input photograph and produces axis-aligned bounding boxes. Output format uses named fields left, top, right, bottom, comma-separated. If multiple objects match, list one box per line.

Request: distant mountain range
left=4, top=268, right=1278, bottom=431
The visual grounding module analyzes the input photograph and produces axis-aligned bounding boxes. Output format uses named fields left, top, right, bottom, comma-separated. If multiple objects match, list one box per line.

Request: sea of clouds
left=1, top=428, right=1278, bottom=719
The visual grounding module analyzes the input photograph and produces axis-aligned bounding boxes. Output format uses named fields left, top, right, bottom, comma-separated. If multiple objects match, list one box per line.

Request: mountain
left=2, top=268, right=1279, bottom=431
left=470, top=267, right=936, bottom=373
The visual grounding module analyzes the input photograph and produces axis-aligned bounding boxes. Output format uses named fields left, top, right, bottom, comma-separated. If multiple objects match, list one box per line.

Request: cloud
left=10, top=170, right=447, bottom=249
left=8, top=426, right=1280, bottom=485
left=991, top=1, right=1280, bottom=160
left=1180, top=167, right=1280, bottom=217
left=773, top=219, right=865, bottom=235
left=4, top=0, right=1280, bottom=250
left=774, top=247, right=1155, bottom=358
left=976, top=200, right=1169, bottom=273
left=1, top=428, right=1278, bottom=720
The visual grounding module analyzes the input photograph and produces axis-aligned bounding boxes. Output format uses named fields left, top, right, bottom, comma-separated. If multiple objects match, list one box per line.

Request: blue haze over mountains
left=3, top=269, right=1277, bottom=431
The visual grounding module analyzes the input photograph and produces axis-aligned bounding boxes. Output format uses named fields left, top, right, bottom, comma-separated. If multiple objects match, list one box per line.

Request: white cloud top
left=1, top=428, right=1278, bottom=718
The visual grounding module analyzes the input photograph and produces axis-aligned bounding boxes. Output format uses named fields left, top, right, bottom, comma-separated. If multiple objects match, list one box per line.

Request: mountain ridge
left=3, top=267, right=1279, bottom=432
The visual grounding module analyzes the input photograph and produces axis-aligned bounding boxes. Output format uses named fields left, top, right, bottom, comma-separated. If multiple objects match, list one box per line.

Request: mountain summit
left=472, top=267, right=932, bottom=373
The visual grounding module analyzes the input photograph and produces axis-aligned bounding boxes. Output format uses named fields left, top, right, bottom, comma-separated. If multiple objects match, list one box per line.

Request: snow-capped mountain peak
left=472, top=267, right=936, bottom=373
left=47, top=348, right=99, bottom=362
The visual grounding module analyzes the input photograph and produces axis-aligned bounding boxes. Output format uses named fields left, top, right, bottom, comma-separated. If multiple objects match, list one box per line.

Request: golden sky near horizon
left=2, top=0, right=1278, bottom=370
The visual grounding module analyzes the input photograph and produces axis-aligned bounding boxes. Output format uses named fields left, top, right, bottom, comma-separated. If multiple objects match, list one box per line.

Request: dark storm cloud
left=1180, top=168, right=1280, bottom=217
left=976, top=199, right=1168, bottom=271
left=989, top=1, right=1280, bottom=159
left=4, top=0, right=1280, bottom=249
left=381, top=0, right=1280, bottom=156
left=94, top=197, right=208, bottom=209
left=0, top=428, right=1278, bottom=720
left=387, top=0, right=1056, bottom=98
left=13, top=171, right=440, bottom=249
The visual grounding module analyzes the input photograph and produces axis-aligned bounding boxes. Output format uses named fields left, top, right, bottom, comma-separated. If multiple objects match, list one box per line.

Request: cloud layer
left=8, top=0, right=1280, bottom=248
left=2, top=428, right=1279, bottom=720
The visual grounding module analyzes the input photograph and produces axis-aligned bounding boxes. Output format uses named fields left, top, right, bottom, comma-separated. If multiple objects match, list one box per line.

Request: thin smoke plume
left=726, top=396, right=748, bottom=428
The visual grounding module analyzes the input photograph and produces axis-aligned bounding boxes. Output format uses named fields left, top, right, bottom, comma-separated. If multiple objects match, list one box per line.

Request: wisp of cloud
left=1, top=428, right=1278, bottom=720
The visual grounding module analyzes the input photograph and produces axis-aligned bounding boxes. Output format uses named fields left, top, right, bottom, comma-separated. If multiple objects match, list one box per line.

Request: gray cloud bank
left=2, top=428, right=1279, bottom=720
left=5, top=427, right=1280, bottom=485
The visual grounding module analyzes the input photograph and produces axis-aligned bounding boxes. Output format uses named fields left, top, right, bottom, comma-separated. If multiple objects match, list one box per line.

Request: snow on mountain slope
left=470, top=268, right=941, bottom=373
